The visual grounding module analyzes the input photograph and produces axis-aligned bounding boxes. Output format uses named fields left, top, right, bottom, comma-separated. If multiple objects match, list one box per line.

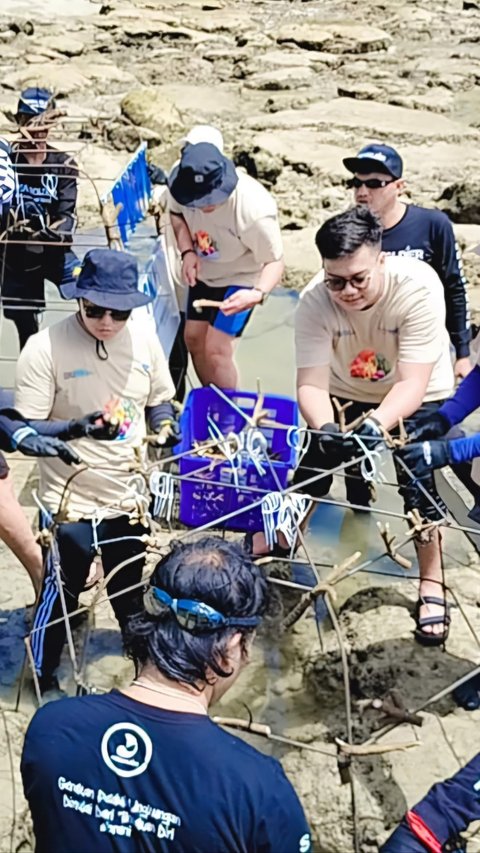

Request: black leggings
left=293, top=398, right=448, bottom=521
left=31, top=515, right=146, bottom=680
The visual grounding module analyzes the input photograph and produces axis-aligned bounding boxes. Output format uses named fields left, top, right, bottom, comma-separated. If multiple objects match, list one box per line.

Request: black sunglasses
left=347, top=177, right=395, bottom=189
left=82, top=301, right=131, bottom=322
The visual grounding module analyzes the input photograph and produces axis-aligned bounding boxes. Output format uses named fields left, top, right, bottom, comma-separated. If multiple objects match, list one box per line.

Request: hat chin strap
left=75, top=311, right=109, bottom=360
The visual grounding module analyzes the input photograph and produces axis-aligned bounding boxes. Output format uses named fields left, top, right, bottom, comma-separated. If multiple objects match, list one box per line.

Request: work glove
left=316, top=422, right=350, bottom=465
left=342, top=417, right=384, bottom=457
left=153, top=403, right=182, bottom=448
left=17, top=433, right=81, bottom=465
left=409, top=410, right=451, bottom=442
left=62, top=412, right=120, bottom=441
left=395, top=440, right=450, bottom=480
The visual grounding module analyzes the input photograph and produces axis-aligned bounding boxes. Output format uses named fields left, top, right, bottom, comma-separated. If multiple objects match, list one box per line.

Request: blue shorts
left=186, top=281, right=253, bottom=338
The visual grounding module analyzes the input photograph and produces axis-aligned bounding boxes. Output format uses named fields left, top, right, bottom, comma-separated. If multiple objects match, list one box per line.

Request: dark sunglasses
left=144, top=585, right=261, bottom=634
left=82, top=301, right=131, bottom=322
left=347, top=177, right=395, bottom=190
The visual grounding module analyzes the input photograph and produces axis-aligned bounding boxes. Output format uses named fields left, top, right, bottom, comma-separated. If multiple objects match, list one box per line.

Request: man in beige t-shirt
left=294, top=206, right=454, bottom=646
left=15, top=249, right=177, bottom=696
left=167, top=142, right=284, bottom=388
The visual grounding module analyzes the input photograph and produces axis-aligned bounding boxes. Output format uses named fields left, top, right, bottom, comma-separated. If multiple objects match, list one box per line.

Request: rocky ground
left=1, top=0, right=480, bottom=851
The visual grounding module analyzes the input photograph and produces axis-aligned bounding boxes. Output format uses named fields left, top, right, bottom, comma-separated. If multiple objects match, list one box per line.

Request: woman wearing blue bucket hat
left=167, top=142, right=284, bottom=389
left=14, top=248, right=180, bottom=698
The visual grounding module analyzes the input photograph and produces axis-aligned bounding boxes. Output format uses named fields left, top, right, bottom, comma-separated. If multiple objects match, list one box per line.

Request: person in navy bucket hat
left=167, top=141, right=238, bottom=208
left=15, top=244, right=179, bottom=699
left=167, top=141, right=284, bottom=389
left=64, top=248, right=152, bottom=308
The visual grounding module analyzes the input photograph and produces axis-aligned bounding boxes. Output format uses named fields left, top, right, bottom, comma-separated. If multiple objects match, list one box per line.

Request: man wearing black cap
left=343, top=143, right=471, bottom=380
left=21, top=536, right=312, bottom=853
left=167, top=141, right=284, bottom=388
left=1, top=87, right=80, bottom=349
left=14, top=248, right=179, bottom=696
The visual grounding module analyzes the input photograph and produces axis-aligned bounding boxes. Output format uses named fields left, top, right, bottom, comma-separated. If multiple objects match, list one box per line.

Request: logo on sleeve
left=101, top=723, right=153, bottom=778
left=299, top=833, right=311, bottom=852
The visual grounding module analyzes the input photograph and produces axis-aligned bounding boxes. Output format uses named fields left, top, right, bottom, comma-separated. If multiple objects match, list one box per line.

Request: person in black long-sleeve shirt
left=0, top=408, right=116, bottom=595
left=1, top=87, right=80, bottom=349
left=381, top=749, right=480, bottom=851
left=343, top=143, right=471, bottom=380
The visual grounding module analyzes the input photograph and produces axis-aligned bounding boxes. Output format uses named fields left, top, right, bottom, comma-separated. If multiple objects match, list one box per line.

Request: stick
left=192, top=298, right=223, bottom=313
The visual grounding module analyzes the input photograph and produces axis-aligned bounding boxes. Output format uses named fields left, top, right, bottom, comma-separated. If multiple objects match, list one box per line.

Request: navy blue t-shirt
left=21, top=691, right=312, bottom=853
left=382, top=204, right=470, bottom=358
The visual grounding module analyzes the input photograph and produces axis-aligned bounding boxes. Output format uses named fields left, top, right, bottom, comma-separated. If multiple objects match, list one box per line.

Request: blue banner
left=108, top=143, right=151, bottom=245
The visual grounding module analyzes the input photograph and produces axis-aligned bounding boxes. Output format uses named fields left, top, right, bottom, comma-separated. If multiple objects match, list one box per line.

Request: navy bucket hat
left=167, top=142, right=238, bottom=208
left=63, top=249, right=153, bottom=310
left=343, top=143, right=403, bottom=179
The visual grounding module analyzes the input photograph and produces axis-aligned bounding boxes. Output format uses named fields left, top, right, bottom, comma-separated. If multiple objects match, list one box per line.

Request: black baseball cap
left=343, top=144, right=403, bottom=179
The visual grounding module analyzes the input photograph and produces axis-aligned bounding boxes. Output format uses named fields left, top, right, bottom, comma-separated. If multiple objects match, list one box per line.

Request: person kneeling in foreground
left=21, top=537, right=312, bottom=853
left=380, top=749, right=480, bottom=852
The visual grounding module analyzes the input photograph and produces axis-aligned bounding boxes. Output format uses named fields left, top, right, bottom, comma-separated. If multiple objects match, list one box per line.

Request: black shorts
left=186, top=281, right=253, bottom=338
left=293, top=397, right=448, bottom=521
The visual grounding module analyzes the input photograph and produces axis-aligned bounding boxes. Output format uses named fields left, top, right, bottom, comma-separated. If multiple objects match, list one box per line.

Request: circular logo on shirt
left=101, top=722, right=153, bottom=778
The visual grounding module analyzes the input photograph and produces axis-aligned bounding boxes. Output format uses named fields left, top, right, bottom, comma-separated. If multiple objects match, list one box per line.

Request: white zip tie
left=261, top=492, right=310, bottom=549
left=349, top=434, right=385, bottom=484
left=149, top=471, right=175, bottom=522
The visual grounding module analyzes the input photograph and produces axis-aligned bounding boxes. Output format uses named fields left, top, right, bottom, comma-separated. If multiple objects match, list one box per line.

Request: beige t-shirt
left=15, top=314, right=175, bottom=520
left=295, top=255, right=454, bottom=404
left=168, top=170, right=283, bottom=289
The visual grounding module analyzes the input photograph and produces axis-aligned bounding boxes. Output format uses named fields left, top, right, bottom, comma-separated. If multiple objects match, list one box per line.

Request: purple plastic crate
left=175, top=388, right=299, bottom=531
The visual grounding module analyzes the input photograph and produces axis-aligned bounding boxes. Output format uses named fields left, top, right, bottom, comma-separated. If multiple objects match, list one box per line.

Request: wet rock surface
left=1, top=0, right=480, bottom=850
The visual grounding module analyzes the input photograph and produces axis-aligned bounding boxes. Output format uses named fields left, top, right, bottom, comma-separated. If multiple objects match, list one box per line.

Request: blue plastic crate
left=175, top=388, right=299, bottom=531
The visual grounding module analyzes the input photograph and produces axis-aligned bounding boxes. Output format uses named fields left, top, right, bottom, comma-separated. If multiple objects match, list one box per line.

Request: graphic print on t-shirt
left=350, top=349, right=392, bottom=381
left=194, top=230, right=219, bottom=259
left=101, top=722, right=153, bottom=778
left=103, top=396, right=138, bottom=440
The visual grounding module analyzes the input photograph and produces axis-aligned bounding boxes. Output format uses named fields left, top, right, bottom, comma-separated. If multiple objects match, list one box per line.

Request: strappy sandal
left=413, top=595, right=451, bottom=647
left=243, top=531, right=291, bottom=559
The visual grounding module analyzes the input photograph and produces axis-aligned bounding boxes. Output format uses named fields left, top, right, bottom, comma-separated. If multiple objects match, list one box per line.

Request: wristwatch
left=253, top=287, right=268, bottom=305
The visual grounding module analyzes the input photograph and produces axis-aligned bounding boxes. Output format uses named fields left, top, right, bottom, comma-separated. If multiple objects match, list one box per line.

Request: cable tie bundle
left=261, top=492, right=310, bottom=550
left=149, top=471, right=175, bottom=522
left=244, top=428, right=268, bottom=476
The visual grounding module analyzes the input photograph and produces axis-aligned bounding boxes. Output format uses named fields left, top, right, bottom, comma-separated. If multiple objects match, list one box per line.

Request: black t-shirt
left=382, top=204, right=470, bottom=358
left=21, top=691, right=312, bottom=853
left=4, top=145, right=77, bottom=275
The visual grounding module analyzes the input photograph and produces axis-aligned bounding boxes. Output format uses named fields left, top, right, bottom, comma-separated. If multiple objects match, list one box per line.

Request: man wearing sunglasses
left=14, top=248, right=179, bottom=696
left=293, top=206, right=454, bottom=645
left=21, top=536, right=312, bottom=853
left=343, top=143, right=471, bottom=381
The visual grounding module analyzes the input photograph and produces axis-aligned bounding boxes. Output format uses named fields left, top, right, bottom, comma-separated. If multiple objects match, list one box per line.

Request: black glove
left=342, top=417, right=384, bottom=458
left=316, top=422, right=350, bottom=465
left=17, top=433, right=81, bottom=465
left=395, top=440, right=451, bottom=480
left=409, top=410, right=451, bottom=442
left=63, top=412, right=120, bottom=441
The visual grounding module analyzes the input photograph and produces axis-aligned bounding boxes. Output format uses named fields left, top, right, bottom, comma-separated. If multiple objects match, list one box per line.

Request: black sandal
left=413, top=595, right=451, bottom=647
left=243, top=532, right=292, bottom=559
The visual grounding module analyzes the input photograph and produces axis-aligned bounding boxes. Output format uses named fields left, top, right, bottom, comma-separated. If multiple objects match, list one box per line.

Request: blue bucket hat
left=167, top=142, right=238, bottom=208
left=64, top=249, right=153, bottom=310
left=343, top=143, right=403, bottom=179
left=16, top=87, right=56, bottom=117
